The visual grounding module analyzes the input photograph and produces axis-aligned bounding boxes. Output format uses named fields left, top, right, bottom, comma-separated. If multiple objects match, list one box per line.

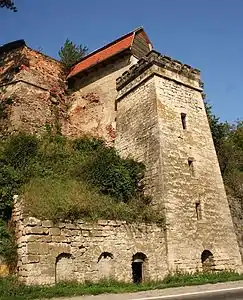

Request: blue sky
left=0, top=0, right=242, bottom=122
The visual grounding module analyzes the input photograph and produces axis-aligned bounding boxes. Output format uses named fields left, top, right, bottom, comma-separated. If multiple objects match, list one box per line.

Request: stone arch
left=97, top=252, right=114, bottom=279
left=132, top=252, right=148, bottom=283
left=201, top=250, right=215, bottom=271
left=55, top=253, right=73, bottom=283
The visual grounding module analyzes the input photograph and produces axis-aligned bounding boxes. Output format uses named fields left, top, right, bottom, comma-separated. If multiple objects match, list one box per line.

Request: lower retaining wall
left=12, top=199, right=167, bottom=285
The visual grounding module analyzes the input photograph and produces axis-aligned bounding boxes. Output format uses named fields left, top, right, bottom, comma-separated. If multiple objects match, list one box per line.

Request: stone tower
left=115, top=51, right=242, bottom=272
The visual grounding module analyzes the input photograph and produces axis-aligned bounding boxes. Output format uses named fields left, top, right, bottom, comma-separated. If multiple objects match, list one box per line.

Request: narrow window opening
left=181, top=113, right=187, bottom=130
left=196, top=202, right=202, bottom=220
left=188, top=158, right=195, bottom=176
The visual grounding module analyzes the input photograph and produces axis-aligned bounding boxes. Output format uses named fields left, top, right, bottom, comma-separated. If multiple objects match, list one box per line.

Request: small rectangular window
left=181, top=113, right=187, bottom=130
left=196, top=202, right=202, bottom=220
left=188, top=158, right=195, bottom=176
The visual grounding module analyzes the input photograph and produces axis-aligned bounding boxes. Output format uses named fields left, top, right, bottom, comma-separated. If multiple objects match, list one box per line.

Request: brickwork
left=0, top=45, right=66, bottom=135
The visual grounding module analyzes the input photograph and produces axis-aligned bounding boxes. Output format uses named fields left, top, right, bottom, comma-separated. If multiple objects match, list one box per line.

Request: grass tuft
left=22, top=177, right=163, bottom=224
left=1, top=271, right=243, bottom=300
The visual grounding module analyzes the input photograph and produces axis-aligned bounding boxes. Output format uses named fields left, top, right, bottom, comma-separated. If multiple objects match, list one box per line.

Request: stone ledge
left=116, top=50, right=201, bottom=91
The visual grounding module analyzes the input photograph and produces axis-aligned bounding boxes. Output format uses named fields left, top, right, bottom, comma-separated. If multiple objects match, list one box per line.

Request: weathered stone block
left=65, top=223, right=77, bottom=230
left=23, top=217, right=41, bottom=227
left=42, top=220, right=53, bottom=228
left=22, top=255, right=40, bottom=264
left=25, top=226, right=48, bottom=235
left=49, top=228, right=61, bottom=236
left=97, top=220, right=108, bottom=226
left=61, top=229, right=72, bottom=236
left=82, top=230, right=90, bottom=237
left=27, top=242, right=49, bottom=255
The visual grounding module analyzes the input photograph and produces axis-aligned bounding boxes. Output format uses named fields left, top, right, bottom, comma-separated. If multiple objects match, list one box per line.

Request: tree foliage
left=0, top=0, right=17, bottom=11
left=205, top=100, right=243, bottom=199
left=58, top=39, right=88, bottom=69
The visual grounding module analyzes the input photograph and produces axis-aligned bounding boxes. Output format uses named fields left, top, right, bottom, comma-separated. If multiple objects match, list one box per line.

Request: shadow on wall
left=201, top=250, right=215, bottom=272
left=55, top=253, right=73, bottom=283
left=97, top=252, right=114, bottom=280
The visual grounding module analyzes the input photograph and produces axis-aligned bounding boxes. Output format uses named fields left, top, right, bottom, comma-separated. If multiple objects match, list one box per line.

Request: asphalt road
left=131, top=287, right=243, bottom=299
left=49, top=281, right=243, bottom=300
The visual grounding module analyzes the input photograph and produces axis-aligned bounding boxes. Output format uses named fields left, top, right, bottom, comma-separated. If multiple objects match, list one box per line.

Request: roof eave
left=67, top=48, right=131, bottom=79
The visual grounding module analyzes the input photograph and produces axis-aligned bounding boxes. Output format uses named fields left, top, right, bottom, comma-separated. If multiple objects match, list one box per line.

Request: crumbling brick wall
left=0, top=42, right=67, bottom=135
left=63, top=55, right=137, bottom=144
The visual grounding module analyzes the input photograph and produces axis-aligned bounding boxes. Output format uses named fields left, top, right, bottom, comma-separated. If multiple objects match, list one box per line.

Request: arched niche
left=55, top=253, right=73, bottom=283
left=201, top=250, right=215, bottom=271
left=97, top=252, right=114, bottom=279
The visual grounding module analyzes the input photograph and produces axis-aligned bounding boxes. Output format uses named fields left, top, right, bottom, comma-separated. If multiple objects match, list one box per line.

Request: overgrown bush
left=0, top=220, right=17, bottom=270
left=4, top=133, right=38, bottom=169
left=0, top=133, right=161, bottom=224
left=0, top=165, right=22, bottom=220
left=0, top=133, right=163, bottom=268
left=205, top=102, right=243, bottom=201
left=79, top=147, right=145, bottom=202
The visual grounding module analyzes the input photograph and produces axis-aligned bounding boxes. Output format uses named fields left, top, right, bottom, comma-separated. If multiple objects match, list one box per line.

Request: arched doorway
left=97, top=252, right=114, bottom=279
left=201, top=250, right=215, bottom=271
left=132, top=252, right=147, bottom=284
left=55, top=253, right=73, bottom=283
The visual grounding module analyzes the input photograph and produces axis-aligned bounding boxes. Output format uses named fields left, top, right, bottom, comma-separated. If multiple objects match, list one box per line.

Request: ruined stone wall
left=0, top=46, right=66, bottom=135
left=13, top=199, right=167, bottom=285
left=0, top=43, right=138, bottom=143
left=0, top=45, right=65, bottom=90
left=63, top=55, right=137, bottom=143
left=116, top=51, right=242, bottom=274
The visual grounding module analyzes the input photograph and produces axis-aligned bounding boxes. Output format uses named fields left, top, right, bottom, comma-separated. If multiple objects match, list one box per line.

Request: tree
left=205, top=100, right=229, bottom=150
left=58, top=39, right=88, bottom=69
left=205, top=100, right=243, bottom=200
left=0, top=0, right=17, bottom=11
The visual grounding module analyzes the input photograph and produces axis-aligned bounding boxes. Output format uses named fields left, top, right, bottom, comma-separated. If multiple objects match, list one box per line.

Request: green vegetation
left=205, top=102, right=243, bottom=202
left=58, top=39, right=88, bottom=69
left=0, top=132, right=162, bottom=223
left=0, top=220, right=16, bottom=271
left=0, top=132, right=162, bottom=267
left=1, top=271, right=243, bottom=300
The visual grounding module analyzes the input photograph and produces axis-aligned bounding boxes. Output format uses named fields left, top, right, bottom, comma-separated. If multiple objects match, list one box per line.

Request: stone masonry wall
left=12, top=198, right=167, bottom=285
left=154, top=73, right=242, bottom=272
left=0, top=45, right=66, bottom=135
left=115, top=51, right=242, bottom=274
left=63, top=55, right=138, bottom=144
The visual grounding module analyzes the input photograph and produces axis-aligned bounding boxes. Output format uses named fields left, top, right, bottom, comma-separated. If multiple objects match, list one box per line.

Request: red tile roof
left=67, top=28, right=150, bottom=79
